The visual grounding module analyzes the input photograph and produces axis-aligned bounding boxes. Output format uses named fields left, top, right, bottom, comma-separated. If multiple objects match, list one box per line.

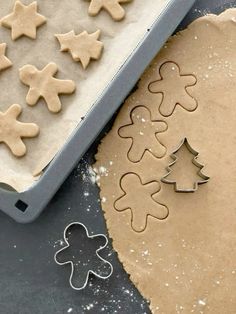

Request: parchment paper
left=0, top=0, right=170, bottom=192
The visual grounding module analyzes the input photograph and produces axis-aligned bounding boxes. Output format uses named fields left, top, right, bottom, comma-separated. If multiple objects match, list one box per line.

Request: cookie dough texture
left=0, top=104, right=39, bottom=157
left=56, top=30, right=103, bottom=69
left=0, top=43, right=12, bottom=71
left=0, top=0, right=168, bottom=191
left=95, top=10, right=236, bottom=313
left=1, top=1, right=46, bottom=40
left=19, top=63, right=76, bottom=113
left=86, top=0, right=132, bottom=21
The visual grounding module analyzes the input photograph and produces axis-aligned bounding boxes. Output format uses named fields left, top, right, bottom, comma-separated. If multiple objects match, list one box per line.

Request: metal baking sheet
left=0, top=1, right=233, bottom=313
left=0, top=0, right=195, bottom=223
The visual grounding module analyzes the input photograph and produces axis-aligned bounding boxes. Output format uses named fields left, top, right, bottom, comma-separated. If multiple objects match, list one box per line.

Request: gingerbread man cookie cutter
left=54, top=222, right=113, bottom=290
left=162, top=138, right=210, bottom=192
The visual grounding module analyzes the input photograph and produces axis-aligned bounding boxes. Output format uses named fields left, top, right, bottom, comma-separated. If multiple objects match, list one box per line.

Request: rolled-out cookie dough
left=94, top=9, right=236, bottom=313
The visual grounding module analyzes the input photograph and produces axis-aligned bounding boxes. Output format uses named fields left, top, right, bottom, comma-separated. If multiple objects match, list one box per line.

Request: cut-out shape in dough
left=54, top=222, right=113, bottom=290
left=19, top=62, right=76, bottom=113
left=148, top=62, right=197, bottom=117
left=118, top=106, right=167, bottom=163
left=0, top=104, right=39, bottom=157
left=162, top=138, right=210, bottom=192
left=55, top=30, right=103, bottom=69
left=115, top=173, right=169, bottom=232
left=85, top=0, right=132, bottom=21
left=0, top=43, right=12, bottom=72
left=1, top=1, right=46, bottom=40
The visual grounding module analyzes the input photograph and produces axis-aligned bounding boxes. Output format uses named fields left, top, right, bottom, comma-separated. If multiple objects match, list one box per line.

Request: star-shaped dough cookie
left=0, top=43, right=12, bottom=72
left=1, top=1, right=46, bottom=40
left=0, top=104, right=39, bottom=157
left=86, top=0, right=132, bottom=21
left=56, top=30, right=103, bottom=69
left=19, top=62, right=76, bottom=113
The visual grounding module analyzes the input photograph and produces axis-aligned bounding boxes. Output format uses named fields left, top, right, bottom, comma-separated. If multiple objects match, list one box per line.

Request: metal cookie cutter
left=162, top=137, right=210, bottom=192
left=54, top=222, right=113, bottom=290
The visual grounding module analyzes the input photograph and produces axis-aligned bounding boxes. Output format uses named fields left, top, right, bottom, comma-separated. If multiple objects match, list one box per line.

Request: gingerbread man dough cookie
left=0, top=43, right=12, bottom=72
left=148, top=62, right=197, bottom=117
left=1, top=1, right=46, bottom=40
left=19, top=62, right=76, bottom=113
left=86, top=0, right=132, bottom=21
left=115, top=173, right=169, bottom=232
left=0, top=104, right=39, bottom=157
left=56, top=30, right=103, bottom=69
left=118, top=106, right=167, bottom=162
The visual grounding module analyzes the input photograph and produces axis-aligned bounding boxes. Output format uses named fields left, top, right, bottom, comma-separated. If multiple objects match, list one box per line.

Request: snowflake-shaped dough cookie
left=118, top=106, right=167, bottom=162
left=19, top=62, right=76, bottom=113
left=115, top=173, right=169, bottom=232
left=148, top=62, right=197, bottom=117
left=86, top=0, right=132, bottom=21
left=56, top=30, right=103, bottom=69
left=0, top=104, right=39, bottom=157
left=0, top=43, right=12, bottom=72
left=1, top=1, right=46, bottom=40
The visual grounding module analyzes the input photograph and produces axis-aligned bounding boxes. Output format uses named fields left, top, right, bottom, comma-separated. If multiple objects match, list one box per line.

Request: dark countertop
left=0, top=1, right=233, bottom=313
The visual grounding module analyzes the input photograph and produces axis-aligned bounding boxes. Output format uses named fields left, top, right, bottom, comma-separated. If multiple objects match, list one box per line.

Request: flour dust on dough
left=94, top=9, right=236, bottom=313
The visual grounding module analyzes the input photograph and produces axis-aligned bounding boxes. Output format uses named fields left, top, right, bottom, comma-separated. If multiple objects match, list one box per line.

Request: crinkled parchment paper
left=0, top=0, right=170, bottom=192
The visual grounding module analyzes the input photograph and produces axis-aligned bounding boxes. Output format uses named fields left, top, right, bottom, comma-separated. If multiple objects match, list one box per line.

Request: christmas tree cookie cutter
left=54, top=222, right=113, bottom=290
left=162, top=138, right=210, bottom=192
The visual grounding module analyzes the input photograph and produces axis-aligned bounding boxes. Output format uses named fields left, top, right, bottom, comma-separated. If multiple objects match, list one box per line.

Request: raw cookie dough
left=55, top=30, right=103, bottom=69
left=94, top=9, right=236, bottom=313
left=0, top=104, right=39, bottom=157
left=19, top=62, right=76, bottom=113
left=0, top=43, right=12, bottom=72
left=86, top=0, right=132, bottom=21
left=1, top=0, right=46, bottom=40
left=0, top=0, right=171, bottom=192
left=118, top=106, right=167, bottom=162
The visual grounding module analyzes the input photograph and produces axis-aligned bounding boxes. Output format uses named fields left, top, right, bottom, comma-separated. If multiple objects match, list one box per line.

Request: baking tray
left=0, top=0, right=196, bottom=223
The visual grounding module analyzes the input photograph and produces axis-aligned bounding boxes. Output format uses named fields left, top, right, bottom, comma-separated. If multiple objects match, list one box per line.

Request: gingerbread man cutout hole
left=118, top=106, right=168, bottom=163
left=115, top=173, right=169, bottom=233
left=148, top=62, right=198, bottom=117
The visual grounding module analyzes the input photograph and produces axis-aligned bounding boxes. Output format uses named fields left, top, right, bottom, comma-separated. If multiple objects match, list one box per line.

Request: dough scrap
left=19, top=62, right=76, bottom=113
left=115, top=173, right=169, bottom=232
left=148, top=61, right=197, bottom=117
left=118, top=106, right=167, bottom=162
left=0, top=43, right=12, bottom=72
left=95, top=9, right=236, bottom=314
left=1, top=0, right=46, bottom=40
left=86, top=0, right=132, bottom=21
left=55, top=30, right=103, bottom=69
left=0, top=104, right=39, bottom=157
